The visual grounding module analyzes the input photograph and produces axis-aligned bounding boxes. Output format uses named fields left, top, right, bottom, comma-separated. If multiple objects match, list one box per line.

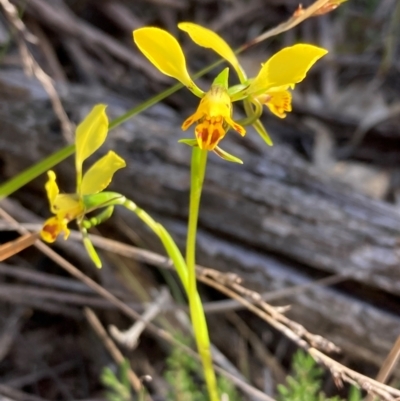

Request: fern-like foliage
left=278, top=351, right=362, bottom=401
left=101, top=359, right=132, bottom=401
left=165, top=336, right=240, bottom=401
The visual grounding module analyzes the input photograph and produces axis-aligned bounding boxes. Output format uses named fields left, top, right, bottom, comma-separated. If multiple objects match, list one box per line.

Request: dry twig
left=241, top=0, right=335, bottom=50
left=365, top=335, right=400, bottom=401
left=109, top=287, right=169, bottom=350
left=200, top=271, right=400, bottom=401
left=310, top=348, right=400, bottom=401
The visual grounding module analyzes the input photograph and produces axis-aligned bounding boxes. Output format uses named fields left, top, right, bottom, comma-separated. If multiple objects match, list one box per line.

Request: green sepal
left=228, top=82, right=249, bottom=97
left=82, top=191, right=125, bottom=211
left=82, top=206, right=115, bottom=229
left=230, top=79, right=254, bottom=102
left=81, top=228, right=102, bottom=268
left=230, top=91, right=250, bottom=102
left=253, top=119, right=273, bottom=146
left=178, top=138, right=199, bottom=147
left=213, top=147, right=243, bottom=164
left=213, top=67, right=229, bottom=89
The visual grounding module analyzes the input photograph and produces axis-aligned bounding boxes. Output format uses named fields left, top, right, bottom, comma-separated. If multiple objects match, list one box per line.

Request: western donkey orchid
left=133, top=23, right=327, bottom=162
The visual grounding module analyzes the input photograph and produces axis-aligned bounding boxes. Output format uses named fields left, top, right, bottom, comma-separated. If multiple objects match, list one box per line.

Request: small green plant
left=101, top=360, right=132, bottom=401
left=217, top=376, right=241, bottom=401
left=278, top=351, right=362, bottom=401
left=165, top=338, right=204, bottom=401
left=164, top=336, right=240, bottom=401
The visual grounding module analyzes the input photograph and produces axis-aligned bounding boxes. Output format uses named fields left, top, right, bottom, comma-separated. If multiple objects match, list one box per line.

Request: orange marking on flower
left=182, top=117, right=194, bottom=129
left=258, top=90, right=292, bottom=119
left=211, top=129, right=221, bottom=147
left=40, top=215, right=71, bottom=243
left=41, top=220, right=61, bottom=243
left=44, top=223, right=58, bottom=239
left=183, top=84, right=246, bottom=149
left=194, top=116, right=227, bottom=150
left=232, top=123, right=246, bottom=136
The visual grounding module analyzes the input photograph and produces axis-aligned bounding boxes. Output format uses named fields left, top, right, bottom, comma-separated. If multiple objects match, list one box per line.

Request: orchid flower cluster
left=41, top=23, right=328, bottom=253
left=133, top=23, right=327, bottom=163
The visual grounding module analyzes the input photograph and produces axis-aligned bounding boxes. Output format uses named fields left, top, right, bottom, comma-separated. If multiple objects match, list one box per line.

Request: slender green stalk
left=123, top=152, right=218, bottom=401
left=186, top=148, right=207, bottom=295
left=123, top=200, right=189, bottom=291
left=185, top=148, right=219, bottom=401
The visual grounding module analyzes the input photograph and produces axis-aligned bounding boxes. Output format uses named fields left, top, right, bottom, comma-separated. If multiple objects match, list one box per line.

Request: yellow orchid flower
left=133, top=27, right=245, bottom=162
left=182, top=73, right=245, bottom=151
left=133, top=23, right=327, bottom=152
left=41, top=105, right=126, bottom=259
left=41, top=170, right=82, bottom=242
left=239, top=44, right=328, bottom=117
left=256, top=88, right=292, bottom=118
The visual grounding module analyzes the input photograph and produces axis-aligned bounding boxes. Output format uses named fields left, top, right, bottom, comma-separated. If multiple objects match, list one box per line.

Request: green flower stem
left=122, top=152, right=218, bottom=401
left=122, top=199, right=188, bottom=290
left=238, top=98, right=263, bottom=125
left=186, top=148, right=219, bottom=401
left=79, top=190, right=215, bottom=388
left=186, top=148, right=207, bottom=297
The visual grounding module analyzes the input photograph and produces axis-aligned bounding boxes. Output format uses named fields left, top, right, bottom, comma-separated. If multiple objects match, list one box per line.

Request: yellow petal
left=178, top=22, right=245, bottom=82
left=45, top=170, right=59, bottom=213
left=52, top=194, right=82, bottom=217
left=224, top=116, right=246, bottom=136
left=133, top=27, right=203, bottom=96
left=81, top=151, right=126, bottom=195
left=247, top=44, right=328, bottom=95
left=182, top=108, right=204, bottom=131
left=75, top=104, right=109, bottom=176
left=44, top=173, right=81, bottom=216
left=260, top=90, right=292, bottom=118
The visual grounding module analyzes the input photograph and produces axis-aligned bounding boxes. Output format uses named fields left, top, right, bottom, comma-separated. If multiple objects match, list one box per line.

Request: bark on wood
left=1, top=70, right=400, bottom=366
